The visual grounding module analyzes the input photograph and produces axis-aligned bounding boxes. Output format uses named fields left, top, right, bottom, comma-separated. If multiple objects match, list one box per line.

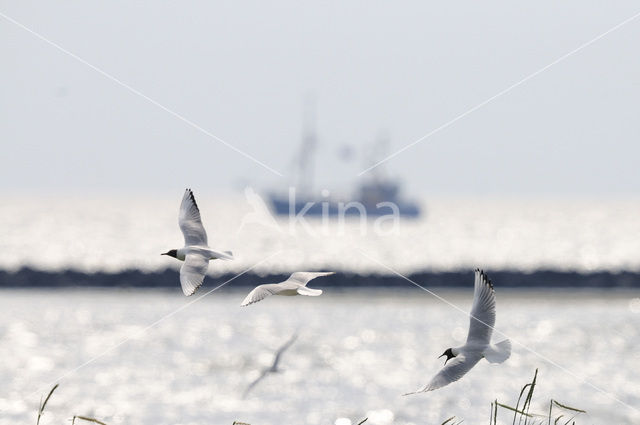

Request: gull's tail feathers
left=296, top=287, right=322, bottom=296
left=210, top=249, right=234, bottom=261
left=484, top=339, right=511, bottom=364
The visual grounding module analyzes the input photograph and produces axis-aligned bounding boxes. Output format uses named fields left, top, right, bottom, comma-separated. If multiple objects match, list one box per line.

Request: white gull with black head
left=162, top=188, right=234, bottom=296
left=405, top=269, right=511, bottom=394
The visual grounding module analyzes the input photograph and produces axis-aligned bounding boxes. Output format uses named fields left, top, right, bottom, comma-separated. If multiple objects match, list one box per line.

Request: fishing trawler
left=267, top=103, right=421, bottom=218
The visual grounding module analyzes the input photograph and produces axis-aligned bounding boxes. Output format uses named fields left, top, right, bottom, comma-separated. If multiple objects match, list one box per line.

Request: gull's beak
left=161, top=252, right=168, bottom=256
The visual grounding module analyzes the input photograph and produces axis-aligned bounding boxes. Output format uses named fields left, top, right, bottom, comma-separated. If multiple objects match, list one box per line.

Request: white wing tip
left=240, top=295, right=259, bottom=307
left=181, top=275, right=203, bottom=296
left=402, top=388, right=427, bottom=396
left=182, top=286, right=198, bottom=296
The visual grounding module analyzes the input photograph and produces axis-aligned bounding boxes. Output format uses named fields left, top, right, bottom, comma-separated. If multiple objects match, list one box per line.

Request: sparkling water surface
left=1, top=196, right=639, bottom=273
left=1, top=288, right=639, bottom=425
left=2, top=196, right=639, bottom=424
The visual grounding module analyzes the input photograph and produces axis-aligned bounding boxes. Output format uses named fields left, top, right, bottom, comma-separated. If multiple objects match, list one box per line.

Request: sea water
left=0, top=196, right=639, bottom=274
left=0, top=288, right=639, bottom=425
left=1, top=196, right=639, bottom=424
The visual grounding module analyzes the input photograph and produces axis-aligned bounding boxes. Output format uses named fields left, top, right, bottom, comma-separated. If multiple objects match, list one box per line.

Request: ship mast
left=296, top=96, right=317, bottom=195
left=365, top=131, right=390, bottom=183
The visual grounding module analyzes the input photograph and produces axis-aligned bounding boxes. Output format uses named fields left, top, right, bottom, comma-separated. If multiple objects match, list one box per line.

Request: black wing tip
left=185, top=188, right=199, bottom=210
left=475, top=268, right=494, bottom=290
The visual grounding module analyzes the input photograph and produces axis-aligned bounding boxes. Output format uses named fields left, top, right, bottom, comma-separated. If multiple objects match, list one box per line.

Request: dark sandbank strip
left=1, top=268, right=640, bottom=289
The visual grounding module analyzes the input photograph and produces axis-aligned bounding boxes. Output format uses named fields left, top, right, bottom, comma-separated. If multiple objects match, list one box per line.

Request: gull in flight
left=162, top=189, right=234, bottom=296
left=405, top=269, right=511, bottom=394
left=243, top=333, right=298, bottom=397
left=240, top=272, right=335, bottom=306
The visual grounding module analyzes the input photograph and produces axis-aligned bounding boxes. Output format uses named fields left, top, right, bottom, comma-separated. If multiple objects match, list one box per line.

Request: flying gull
left=240, top=272, right=335, bottom=306
left=162, top=188, right=233, bottom=296
left=243, top=333, right=298, bottom=397
left=405, top=269, right=511, bottom=394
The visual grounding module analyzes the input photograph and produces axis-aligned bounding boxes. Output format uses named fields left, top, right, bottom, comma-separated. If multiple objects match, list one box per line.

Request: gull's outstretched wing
left=240, top=283, right=292, bottom=306
left=179, top=189, right=208, bottom=246
left=288, top=271, right=335, bottom=286
left=271, top=333, right=298, bottom=371
left=243, top=369, right=270, bottom=398
left=179, top=254, right=209, bottom=296
left=404, top=353, right=483, bottom=394
left=244, top=333, right=299, bottom=398
left=466, top=269, right=496, bottom=345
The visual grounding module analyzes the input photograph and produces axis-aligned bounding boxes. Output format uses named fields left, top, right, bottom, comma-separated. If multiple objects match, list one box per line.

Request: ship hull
left=269, top=197, right=421, bottom=218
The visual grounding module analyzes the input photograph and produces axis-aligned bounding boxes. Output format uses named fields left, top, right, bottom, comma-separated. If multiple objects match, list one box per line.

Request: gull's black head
left=439, top=348, right=456, bottom=364
left=161, top=249, right=178, bottom=259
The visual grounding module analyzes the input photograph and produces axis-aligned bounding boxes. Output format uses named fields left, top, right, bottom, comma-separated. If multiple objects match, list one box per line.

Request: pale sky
left=2, top=1, right=640, bottom=197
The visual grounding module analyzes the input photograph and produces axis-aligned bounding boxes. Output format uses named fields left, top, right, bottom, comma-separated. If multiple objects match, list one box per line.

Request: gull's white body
left=406, top=269, right=511, bottom=394
left=166, top=189, right=233, bottom=296
left=240, top=272, right=335, bottom=306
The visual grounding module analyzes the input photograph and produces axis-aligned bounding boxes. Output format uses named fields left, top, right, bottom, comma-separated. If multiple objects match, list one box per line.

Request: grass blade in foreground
left=449, top=369, right=587, bottom=424
left=36, top=383, right=59, bottom=425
